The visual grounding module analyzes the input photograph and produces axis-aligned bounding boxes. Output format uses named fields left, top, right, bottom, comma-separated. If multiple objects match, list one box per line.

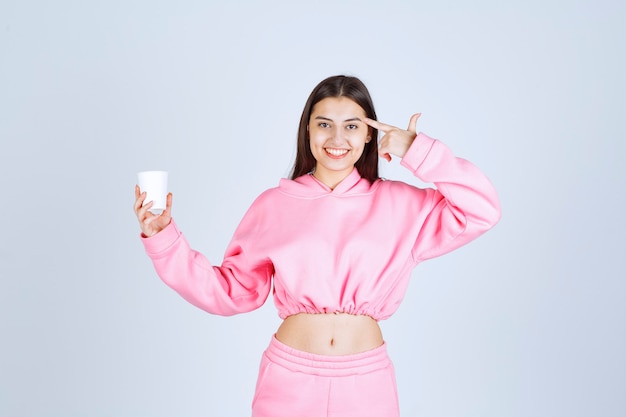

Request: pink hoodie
left=141, top=133, right=501, bottom=321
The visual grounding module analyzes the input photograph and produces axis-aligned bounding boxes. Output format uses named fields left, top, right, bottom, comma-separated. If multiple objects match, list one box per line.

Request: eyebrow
left=314, top=116, right=363, bottom=122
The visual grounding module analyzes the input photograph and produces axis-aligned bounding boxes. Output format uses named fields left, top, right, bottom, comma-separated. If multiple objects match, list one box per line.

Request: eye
left=346, top=124, right=358, bottom=130
left=318, top=122, right=330, bottom=128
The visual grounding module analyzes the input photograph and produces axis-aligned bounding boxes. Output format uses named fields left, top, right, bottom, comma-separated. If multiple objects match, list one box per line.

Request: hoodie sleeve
left=400, top=132, right=501, bottom=262
left=141, top=205, right=274, bottom=316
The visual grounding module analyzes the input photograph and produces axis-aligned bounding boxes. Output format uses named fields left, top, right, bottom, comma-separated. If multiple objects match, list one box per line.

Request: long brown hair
left=290, top=75, right=379, bottom=182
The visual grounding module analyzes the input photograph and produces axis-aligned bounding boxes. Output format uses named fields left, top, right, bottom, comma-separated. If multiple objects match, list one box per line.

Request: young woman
left=134, top=75, right=501, bottom=417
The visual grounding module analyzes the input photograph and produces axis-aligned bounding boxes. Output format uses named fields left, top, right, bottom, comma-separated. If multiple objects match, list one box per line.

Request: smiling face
left=308, top=97, right=372, bottom=189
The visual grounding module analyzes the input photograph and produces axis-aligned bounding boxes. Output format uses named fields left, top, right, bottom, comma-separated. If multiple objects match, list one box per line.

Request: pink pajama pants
left=251, top=336, right=400, bottom=417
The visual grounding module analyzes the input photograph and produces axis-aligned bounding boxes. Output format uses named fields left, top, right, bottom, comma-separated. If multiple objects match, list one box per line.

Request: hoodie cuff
left=400, top=132, right=437, bottom=174
left=140, top=219, right=181, bottom=256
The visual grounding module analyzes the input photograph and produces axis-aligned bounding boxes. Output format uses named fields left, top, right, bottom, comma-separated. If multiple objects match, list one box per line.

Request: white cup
left=137, top=171, right=168, bottom=214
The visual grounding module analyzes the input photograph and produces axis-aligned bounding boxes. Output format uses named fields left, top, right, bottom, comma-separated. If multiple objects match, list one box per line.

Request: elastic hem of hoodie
left=278, top=307, right=384, bottom=322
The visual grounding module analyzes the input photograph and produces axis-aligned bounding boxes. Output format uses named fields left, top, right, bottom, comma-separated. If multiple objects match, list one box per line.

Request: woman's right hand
left=133, top=185, right=173, bottom=237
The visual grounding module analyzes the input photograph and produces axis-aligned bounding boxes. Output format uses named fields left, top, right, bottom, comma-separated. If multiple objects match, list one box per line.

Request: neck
left=312, top=166, right=354, bottom=190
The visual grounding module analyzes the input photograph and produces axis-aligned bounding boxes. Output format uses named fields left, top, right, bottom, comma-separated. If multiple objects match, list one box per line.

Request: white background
left=1, top=1, right=625, bottom=416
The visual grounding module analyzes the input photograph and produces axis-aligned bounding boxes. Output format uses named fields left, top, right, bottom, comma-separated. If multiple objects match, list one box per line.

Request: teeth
left=326, top=148, right=348, bottom=156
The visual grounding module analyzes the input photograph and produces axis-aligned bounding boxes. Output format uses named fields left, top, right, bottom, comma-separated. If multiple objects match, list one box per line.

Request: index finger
left=134, top=186, right=146, bottom=210
left=363, top=117, right=394, bottom=132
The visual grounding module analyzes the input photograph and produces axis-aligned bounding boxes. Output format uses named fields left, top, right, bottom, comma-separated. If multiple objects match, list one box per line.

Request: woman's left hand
left=364, top=113, right=421, bottom=162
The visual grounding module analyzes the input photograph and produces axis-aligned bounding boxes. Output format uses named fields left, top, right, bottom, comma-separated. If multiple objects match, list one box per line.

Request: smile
left=325, top=148, right=349, bottom=157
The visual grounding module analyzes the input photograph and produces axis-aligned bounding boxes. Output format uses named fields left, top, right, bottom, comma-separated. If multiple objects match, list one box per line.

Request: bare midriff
left=275, top=312, right=384, bottom=356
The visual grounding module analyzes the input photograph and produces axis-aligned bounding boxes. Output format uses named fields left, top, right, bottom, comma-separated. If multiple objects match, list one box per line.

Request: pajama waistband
left=264, top=335, right=392, bottom=377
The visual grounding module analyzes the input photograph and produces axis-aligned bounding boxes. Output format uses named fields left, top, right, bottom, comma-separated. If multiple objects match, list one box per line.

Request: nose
left=328, top=126, right=345, bottom=144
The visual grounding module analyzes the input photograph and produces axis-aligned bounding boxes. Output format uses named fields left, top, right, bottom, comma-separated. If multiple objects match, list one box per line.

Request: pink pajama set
left=141, top=132, right=501, bottom=416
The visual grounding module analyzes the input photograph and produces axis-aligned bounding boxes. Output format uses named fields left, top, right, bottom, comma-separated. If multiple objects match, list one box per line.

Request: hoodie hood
left=278, top=167, right=377, bottom=197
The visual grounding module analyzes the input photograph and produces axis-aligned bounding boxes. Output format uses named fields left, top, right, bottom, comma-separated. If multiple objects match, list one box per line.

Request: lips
left=325, top=148, right=349, bottom=158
